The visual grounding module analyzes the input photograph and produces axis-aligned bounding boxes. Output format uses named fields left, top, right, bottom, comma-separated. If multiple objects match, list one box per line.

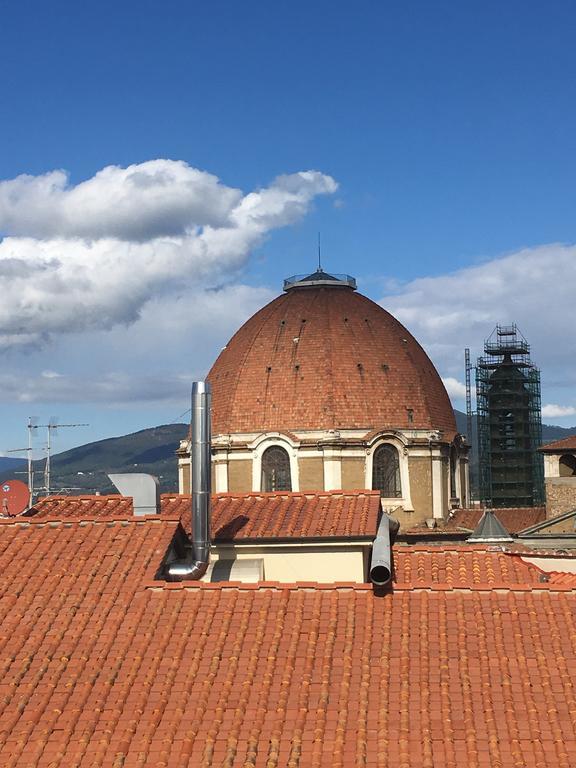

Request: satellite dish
left=0, top=479, right=29, bottom=516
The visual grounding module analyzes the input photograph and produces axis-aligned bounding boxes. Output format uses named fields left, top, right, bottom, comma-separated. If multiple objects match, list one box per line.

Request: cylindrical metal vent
left=370, top=514, right=399, bottom=587
left=168, top=381, right=212, bottom=580
left=190, top=380, right=211, bottom=565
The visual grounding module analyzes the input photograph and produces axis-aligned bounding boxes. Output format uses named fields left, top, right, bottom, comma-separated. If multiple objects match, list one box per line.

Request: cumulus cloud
left=0, top=161, right=272, bottom=240
left=0, top=370, right=191, bottom=404
left=0, top=283, right=275, bottom=405
left=383, top=244, right=576, bottom=398
left=0, top=161, right=337, bottom=349
left=542, top=404, right=576, bottom=418
left=442, top=377, right=468, bottom=400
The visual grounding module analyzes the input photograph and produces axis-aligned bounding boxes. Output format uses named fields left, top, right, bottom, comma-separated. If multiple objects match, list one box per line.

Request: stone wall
left=298, top=457, right=324, bottom=491
left=179, top=461, right=216, bottom=495
left=228, top=460, right=252, bottom=492
left=341, top=457, right=365, bottom=490
left=408, top=458, right=433, bottom=521
left=545, top=478, right=576, bottom=519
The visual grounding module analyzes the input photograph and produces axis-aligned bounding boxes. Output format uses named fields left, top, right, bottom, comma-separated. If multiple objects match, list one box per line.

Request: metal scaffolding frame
left=476, top=324, right=544, bottom=507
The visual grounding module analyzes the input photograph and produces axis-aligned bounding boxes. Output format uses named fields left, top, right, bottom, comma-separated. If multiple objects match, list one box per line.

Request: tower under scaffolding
left=476, top=324, right=544, bottom=507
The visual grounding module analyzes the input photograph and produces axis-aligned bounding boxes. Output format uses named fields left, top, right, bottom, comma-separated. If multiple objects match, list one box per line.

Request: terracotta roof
left=539, top=435, right=576, bottom=452
left=545, top=571, right=576, bottom=586
left=393, top=544, right=543, bottom=587
left=208, top=285, right=457, bottom=438
left=444, top=506, right=547, bottom=533
left=1, top=516, right=576, bottom=766
left=30, top=493, right=133, bottom=518
left=30, top=490, right=382, bottom=540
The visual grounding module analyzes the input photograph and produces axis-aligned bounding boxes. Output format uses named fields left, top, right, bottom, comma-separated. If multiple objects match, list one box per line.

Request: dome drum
left=178, top=423, right=469, bottom=527
left=178, top=271, right=469, bottom=526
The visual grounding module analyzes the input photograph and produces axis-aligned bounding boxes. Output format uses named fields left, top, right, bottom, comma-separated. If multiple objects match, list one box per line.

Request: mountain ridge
left=0, top=424, right=188, bottom=495
left=0, top=457, right=27, bottom=475
left=454, top=409, right=576, bottom=444
left=1, top=414, right=574, bottom=497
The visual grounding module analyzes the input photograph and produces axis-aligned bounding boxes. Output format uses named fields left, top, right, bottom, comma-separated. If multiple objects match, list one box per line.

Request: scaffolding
left=476, top=324, right=544, bottom=507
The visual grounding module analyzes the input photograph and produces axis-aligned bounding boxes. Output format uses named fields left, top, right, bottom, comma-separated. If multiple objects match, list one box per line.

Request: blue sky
left=1, top=0, right=575, bottom=460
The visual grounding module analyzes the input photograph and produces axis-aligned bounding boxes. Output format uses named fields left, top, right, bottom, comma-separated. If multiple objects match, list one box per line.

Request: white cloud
left=0, top=161, right=337, bottom=349
left=382, top=244, right=576, bottom=397
left=0, top=283, right=275, bottom=405
left=41, top=370, right=63, bottom=379
left=0, top=161, right=238, bottom=240
left=0, top=370, right=189, bottom=404
left=442, top=377, right=468, bottom=400
left=542, top=404, right=576, bottom=418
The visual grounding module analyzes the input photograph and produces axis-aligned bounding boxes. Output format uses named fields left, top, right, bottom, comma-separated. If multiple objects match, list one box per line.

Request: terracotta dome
left=208, top=273, right=456, bottom=438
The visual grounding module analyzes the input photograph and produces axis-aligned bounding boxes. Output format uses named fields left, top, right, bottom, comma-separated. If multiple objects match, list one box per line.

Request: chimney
left=370, top=513, right=400, bottom=587
left=169, top=381, right=212, bottom=580
left=108, top=473, right=160, bottom=515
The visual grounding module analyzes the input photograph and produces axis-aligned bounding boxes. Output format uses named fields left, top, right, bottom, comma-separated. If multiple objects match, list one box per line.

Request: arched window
left=559, top=454, right=576, bottom=477
left=261, top=446, right=292, bottom=492
left=372, top=444, right=401, bottom=498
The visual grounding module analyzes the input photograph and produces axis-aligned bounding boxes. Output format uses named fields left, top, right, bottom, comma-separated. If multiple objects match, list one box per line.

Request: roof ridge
left=36, top=493, right=125, bottom=501
left=142, top=579, right=576, bottom=593
left=0, top=514, right=181, bottom=526
left=211, top=489, right=381, bottom=499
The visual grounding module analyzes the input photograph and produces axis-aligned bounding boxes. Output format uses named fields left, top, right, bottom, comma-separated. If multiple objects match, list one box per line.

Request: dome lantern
left=283, top=268, right=357, bottom=292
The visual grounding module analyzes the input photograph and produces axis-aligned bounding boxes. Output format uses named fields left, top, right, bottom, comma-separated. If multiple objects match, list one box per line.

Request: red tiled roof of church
left=447, top=506, right=546, bottom=532
left=207, top=284, right=457, bottom=438
left=405, top=507, right=547, bottom=535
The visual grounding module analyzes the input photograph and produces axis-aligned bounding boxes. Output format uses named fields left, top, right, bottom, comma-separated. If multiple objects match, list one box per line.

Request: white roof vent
left=108, top=473, right=160, bottom=516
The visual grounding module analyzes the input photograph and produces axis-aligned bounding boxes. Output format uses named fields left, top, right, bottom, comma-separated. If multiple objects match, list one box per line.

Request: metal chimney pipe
left=369, top=514, right=400, bottom=587
left=169, top=381, right=212, bottom=580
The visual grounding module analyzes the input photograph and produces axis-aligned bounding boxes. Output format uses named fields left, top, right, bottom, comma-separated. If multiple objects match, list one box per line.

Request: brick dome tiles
left=208, top=285, right=456, bottom=437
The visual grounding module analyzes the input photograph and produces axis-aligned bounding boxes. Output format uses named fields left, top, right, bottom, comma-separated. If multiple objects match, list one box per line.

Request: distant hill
left=1, top=413, right=573, bottom=499
left=541, top=422, right=576, bottom=443
left=454, top=409, right=576, bottom=498
left=0, top=424, right=188, bottom=495
left=454, top=409, right=576, bottom=444
left=0, top=457, right=26, bottom=475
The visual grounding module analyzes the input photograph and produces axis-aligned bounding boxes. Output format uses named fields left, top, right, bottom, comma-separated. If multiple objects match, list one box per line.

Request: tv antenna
left=6, top=417, right=37, bottom=507
left=32, top=420, right=89, bottom=497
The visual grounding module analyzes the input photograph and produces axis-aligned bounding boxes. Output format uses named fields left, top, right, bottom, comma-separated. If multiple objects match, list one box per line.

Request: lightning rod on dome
left=317, top=232, right=322, bottom=272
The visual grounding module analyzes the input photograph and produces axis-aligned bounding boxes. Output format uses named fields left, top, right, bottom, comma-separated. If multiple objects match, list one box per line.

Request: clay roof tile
left=539, top=434, right=576, bottom=452
left=30, top=490, right=383, bottom=540
left=0, top=517, right=575, bottom=765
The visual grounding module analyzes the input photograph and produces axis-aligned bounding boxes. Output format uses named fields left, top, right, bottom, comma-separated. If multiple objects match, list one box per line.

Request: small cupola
left=283, top=268, right=357, bottom=291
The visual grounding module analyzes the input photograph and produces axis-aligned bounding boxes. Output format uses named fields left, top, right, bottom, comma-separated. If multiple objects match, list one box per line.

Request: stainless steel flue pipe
left=169, top=381, right=211, bottom=580
left=369, top=513, right=400, bottom=587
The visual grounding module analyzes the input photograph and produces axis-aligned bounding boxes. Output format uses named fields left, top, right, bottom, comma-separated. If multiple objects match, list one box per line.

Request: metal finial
left=317, top=232, right=322, bottom=272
